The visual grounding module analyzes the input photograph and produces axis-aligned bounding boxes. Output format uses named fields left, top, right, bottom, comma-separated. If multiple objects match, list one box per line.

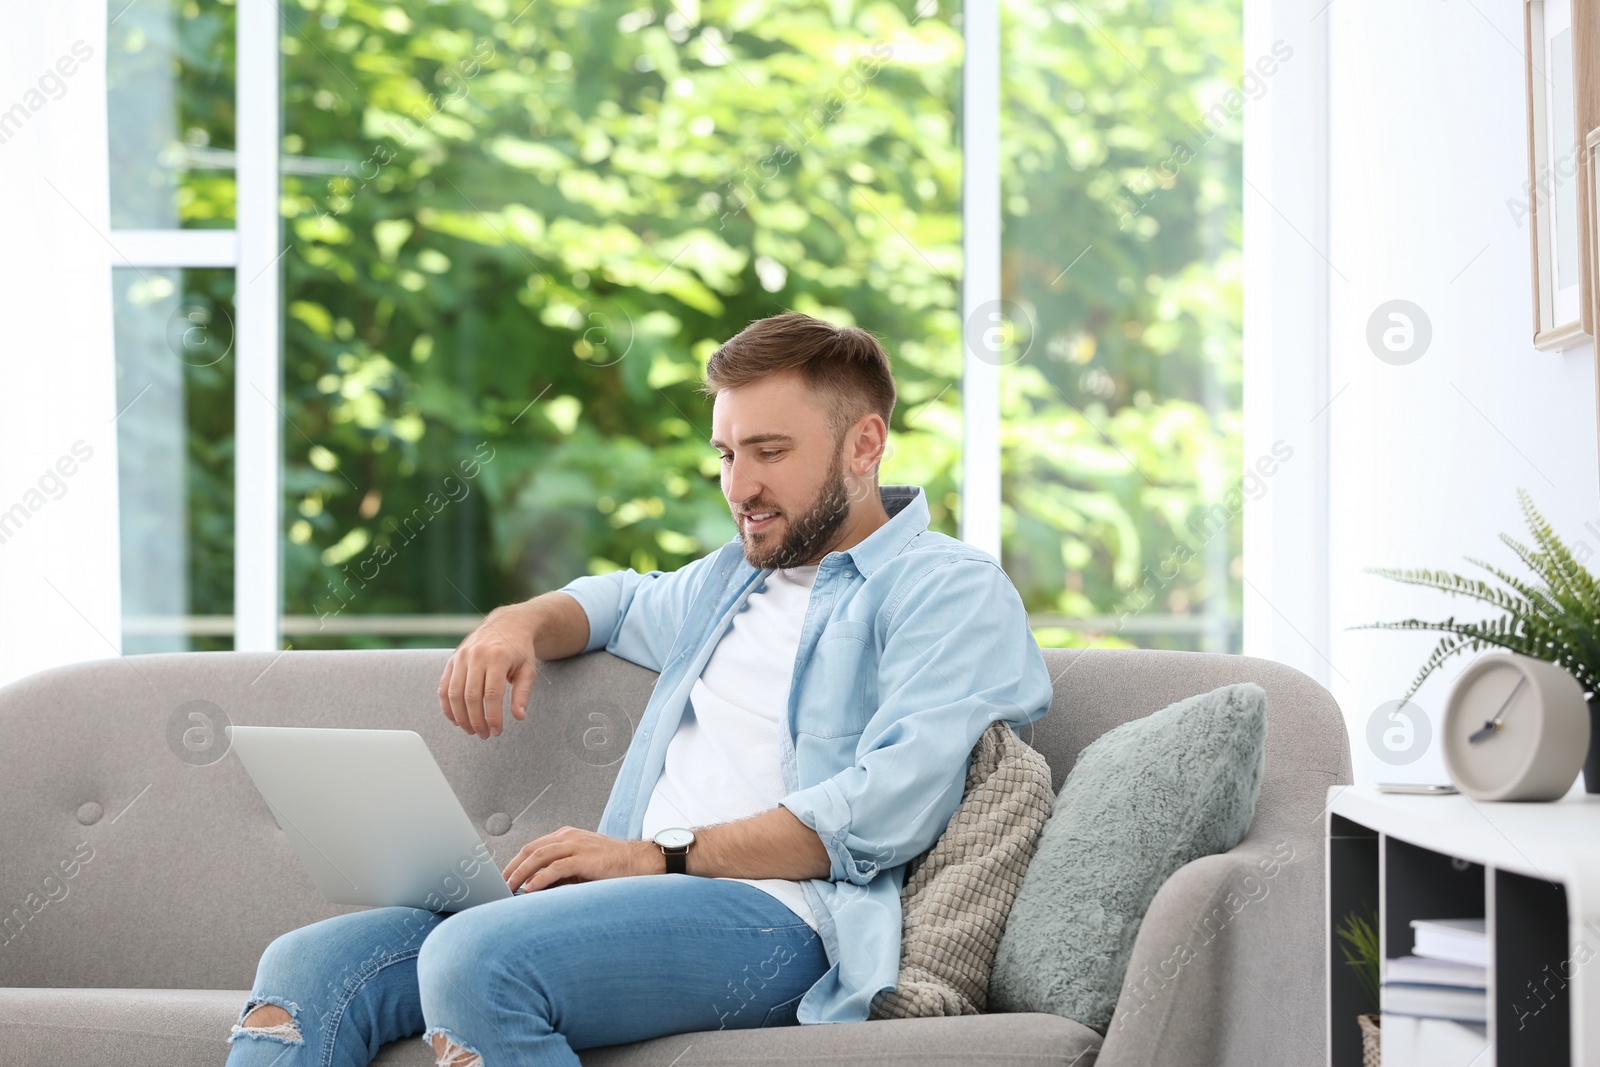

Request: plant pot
left=1587, top=696, right=1600, bottom=795
left=1358, top=1013, right=1381, bottom=1067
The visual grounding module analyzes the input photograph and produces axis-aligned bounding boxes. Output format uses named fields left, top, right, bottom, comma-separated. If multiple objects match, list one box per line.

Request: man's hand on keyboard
left=503, top=826, right=662, bottom=892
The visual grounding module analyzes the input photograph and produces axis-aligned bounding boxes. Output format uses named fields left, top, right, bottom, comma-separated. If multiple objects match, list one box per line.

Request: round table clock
left=1441, top=653, right=1591, bottom=801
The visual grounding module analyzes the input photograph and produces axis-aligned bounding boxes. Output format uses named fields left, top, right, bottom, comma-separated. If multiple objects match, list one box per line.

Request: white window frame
left=961, top=0, right=1002, bottom=560
left=233, top=0, right=283, bottom=652
left=111, top=0, right=282, bottom=652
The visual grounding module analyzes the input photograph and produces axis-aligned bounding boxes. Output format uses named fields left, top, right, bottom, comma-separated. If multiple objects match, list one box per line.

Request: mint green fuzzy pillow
left=987, top=682, right=1267, bottom=1033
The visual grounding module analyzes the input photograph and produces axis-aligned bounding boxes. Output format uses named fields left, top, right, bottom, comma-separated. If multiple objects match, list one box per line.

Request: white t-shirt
left=639, top=563, right=821, bottom=931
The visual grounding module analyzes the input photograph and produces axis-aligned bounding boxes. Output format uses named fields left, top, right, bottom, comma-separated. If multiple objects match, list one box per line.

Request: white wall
left=0, top=3, right=121, bottom=687
left=1325, top=2, right=1600, bottom=785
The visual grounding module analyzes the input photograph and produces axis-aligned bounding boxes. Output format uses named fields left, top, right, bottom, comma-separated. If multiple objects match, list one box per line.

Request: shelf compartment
left=1382, top=835, right=1485, bottom=962
left=1328, top=813, right=1380, bottom=1067
left=1492, top=868, right=1569, bottom=1064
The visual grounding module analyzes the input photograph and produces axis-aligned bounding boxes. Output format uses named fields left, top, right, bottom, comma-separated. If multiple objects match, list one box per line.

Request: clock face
left=1443, top=660, right=1542, bottom=798
left=655, top=827, right=694, bottom=849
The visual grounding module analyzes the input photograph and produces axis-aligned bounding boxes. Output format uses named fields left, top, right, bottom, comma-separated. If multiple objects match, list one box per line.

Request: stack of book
left=1381, top=918, right=1489, bottom=1066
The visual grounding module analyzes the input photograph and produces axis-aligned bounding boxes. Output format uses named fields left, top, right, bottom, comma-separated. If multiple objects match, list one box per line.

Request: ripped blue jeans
left=225, top=875, right=827, bottom=1067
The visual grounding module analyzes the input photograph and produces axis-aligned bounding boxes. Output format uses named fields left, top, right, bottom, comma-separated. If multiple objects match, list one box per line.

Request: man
left=226, top=312, right=1051, bottom=1067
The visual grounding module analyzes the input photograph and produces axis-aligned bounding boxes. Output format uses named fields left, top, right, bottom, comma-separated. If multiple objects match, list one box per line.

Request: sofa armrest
left=1094, top=833, right=1321, bottom=1067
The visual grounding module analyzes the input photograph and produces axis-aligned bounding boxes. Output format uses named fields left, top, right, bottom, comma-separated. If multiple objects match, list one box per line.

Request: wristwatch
left=652, top=827, right=695, bottom=875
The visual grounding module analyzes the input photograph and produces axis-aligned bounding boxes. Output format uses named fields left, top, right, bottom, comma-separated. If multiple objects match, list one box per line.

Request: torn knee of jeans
left=424, top=1026, right=484, bottom=1067
left=228, top=996, right=305, bottom=1045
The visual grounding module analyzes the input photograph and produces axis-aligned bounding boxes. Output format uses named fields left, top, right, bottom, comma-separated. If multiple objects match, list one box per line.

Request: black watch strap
left=653, top=827, right=694, bottom=874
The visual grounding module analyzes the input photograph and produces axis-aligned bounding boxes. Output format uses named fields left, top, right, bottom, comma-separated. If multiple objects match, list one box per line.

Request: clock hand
left=1468, top=675, right=1528, bottom=744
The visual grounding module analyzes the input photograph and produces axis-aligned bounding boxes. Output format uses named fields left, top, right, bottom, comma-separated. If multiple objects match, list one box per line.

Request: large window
left=107, top=0, right=1244, bottom=654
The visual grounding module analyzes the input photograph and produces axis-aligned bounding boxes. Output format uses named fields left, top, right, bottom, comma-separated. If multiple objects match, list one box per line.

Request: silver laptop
left=226, top=726, right=513, bottom=912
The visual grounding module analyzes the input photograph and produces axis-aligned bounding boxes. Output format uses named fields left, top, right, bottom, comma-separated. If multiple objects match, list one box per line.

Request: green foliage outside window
left=122, top=0, right=1244, bottom=651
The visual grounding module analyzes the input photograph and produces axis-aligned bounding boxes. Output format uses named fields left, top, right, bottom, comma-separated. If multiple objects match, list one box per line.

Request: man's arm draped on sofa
left=437, top=547, right=1048, bottom=896
left=437, top=561, right=830, bottom=887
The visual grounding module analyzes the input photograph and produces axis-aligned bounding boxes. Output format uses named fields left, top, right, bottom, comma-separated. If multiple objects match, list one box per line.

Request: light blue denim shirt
left=557, top=484, right=1054, bottom=1024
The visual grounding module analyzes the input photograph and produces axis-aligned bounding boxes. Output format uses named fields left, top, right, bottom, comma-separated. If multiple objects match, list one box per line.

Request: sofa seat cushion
left=0, top=988, right=269, bottom=1067
left=0, top=987, right=443, bottom=1066
left=989, top=681, right=1269, bottom=1033
left=0, top=987, right=1100, bottom=1067
left=580, top=1012, right=1103, bottom=1065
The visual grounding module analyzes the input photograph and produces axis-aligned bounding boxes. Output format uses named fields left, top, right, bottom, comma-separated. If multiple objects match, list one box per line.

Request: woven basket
left=1358, top=1013, right=1381, bottom=1067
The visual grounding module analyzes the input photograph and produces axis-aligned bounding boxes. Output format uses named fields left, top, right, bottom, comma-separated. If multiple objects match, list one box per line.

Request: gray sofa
left=0, top=645, right=1350, bottom=1066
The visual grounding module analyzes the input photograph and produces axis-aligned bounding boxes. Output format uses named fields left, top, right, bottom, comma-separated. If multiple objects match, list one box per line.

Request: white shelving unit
left=1325, top=785, right=1600, bottom=1066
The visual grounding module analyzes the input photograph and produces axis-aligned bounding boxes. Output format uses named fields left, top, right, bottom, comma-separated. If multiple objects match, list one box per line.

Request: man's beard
left=736, top=456, right=855, bottom=569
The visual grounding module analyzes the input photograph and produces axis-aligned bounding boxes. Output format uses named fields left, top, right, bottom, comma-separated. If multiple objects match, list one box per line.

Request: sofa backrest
left=0, top=646, right=1348, bottom=990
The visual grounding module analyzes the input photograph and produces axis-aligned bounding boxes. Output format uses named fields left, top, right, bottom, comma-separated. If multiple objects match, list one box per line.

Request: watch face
left=1444, top=659, right=1541, bottom=798
left=654, top=827, right=694, bottom=850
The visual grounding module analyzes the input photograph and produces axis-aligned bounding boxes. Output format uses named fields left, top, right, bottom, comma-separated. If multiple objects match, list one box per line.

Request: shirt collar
left=835, top=484, right=928, bottom=578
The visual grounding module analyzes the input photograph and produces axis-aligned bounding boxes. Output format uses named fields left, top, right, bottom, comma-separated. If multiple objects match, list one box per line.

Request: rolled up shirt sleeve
left=779, top=557, right=1054, bottom=885
left=557, top=550, right=721, bottom=673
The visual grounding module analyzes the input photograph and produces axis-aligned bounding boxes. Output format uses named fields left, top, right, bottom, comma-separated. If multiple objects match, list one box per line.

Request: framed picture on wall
left=1589, top=125, right=1600, bottom=335
left=1525, top=0, right=1593, bottom=350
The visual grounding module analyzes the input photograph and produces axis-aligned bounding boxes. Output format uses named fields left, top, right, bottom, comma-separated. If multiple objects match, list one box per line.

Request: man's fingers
left=502, top=842, right=540, bottom=884
left=437, top=656, right=457, bottom=724
left=509, top=659, right=537, bottom=721
left=444, top=655, right=473, bottom=729
left=522, top=858, right=579, bottom=893
left=463, top=667, right=489, bottom=738
left=483, top=669, right=509, bottom=736
left=503, top=841, right=572, bottom=888
left=459, top=653, right=529, bottom=738
left=447, top=654, right=477, bottom=735
left=435, top=612, right=537, bottom=738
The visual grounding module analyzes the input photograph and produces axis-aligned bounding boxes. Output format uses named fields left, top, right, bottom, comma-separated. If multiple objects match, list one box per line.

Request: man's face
left=710, top=371, right=855, bottom=569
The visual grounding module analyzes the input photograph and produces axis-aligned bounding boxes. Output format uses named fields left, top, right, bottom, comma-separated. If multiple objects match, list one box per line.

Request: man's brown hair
left=700, top=311, right=897, bottom=446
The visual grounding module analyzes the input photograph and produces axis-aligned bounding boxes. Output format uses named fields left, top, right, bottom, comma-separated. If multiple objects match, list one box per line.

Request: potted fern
left=1359, top=489, right=1600, bottom=794
left=1336, top=907, right=1381, bottom=1066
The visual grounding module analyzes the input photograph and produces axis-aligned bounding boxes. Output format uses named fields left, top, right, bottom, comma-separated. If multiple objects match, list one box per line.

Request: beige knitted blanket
left=869, top=720, right=1055, bottom=1019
